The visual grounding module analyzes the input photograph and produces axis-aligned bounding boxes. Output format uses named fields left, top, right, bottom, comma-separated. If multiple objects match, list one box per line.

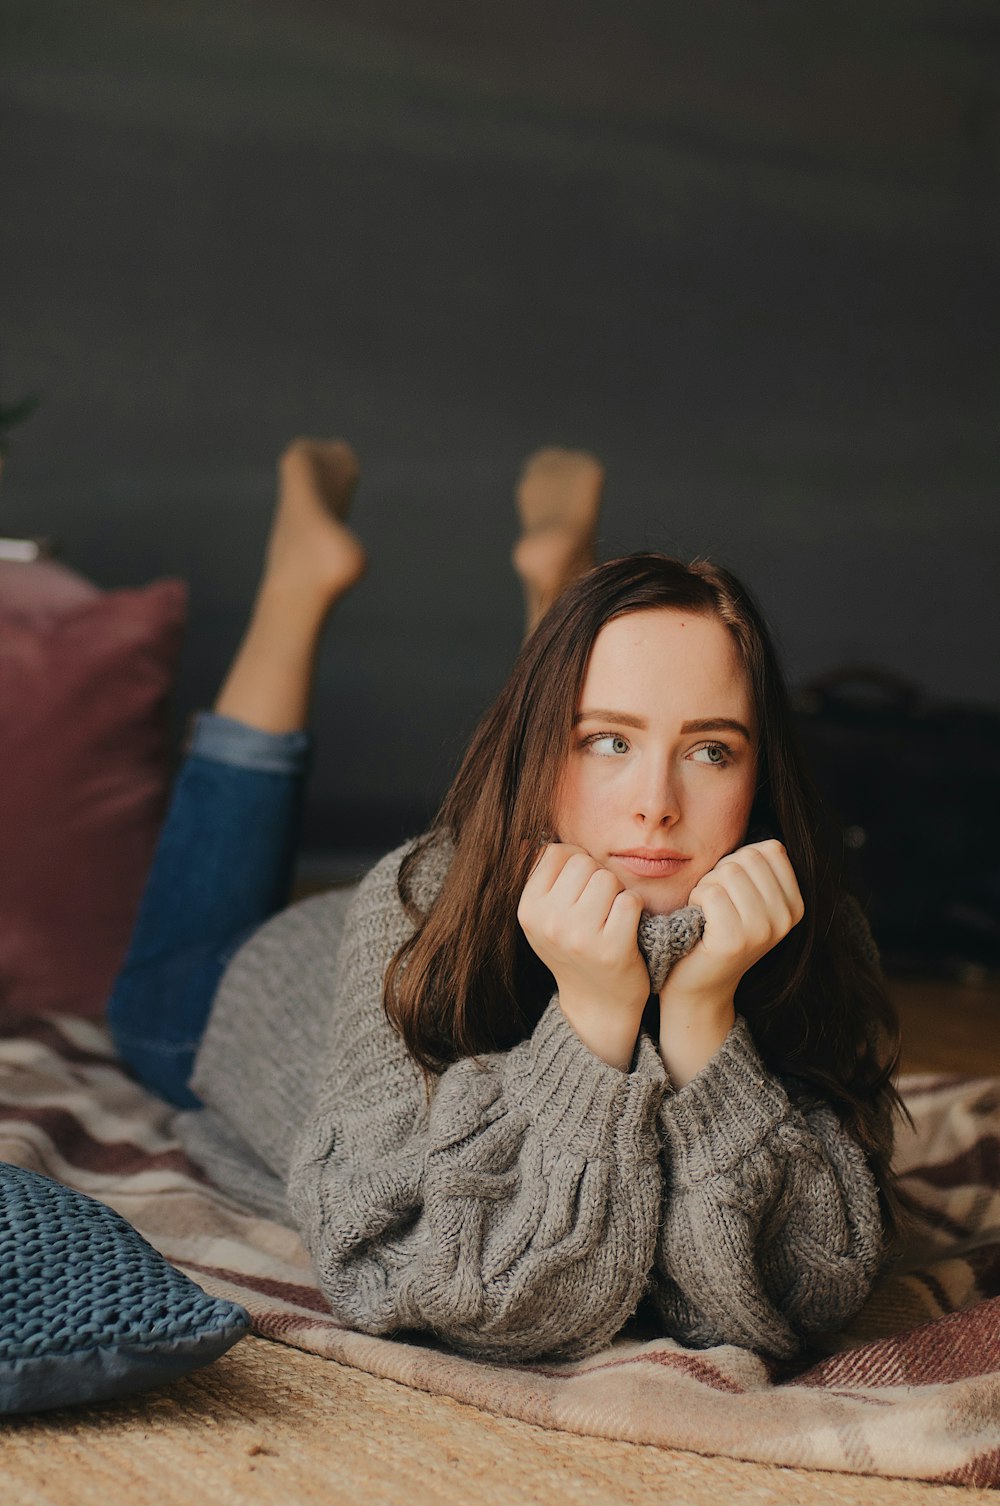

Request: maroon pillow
left=0, top=562, right=186, bottom=1019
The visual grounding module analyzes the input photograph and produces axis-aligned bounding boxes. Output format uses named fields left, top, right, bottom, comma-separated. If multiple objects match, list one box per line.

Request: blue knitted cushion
left=0, top=1163, right=250, bottom=1413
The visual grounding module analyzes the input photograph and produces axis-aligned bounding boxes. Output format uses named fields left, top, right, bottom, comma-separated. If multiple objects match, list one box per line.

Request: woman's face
left=553, top=607, right=758, bottom=915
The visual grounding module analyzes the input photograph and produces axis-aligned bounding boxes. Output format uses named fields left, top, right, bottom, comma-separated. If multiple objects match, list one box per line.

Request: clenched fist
left=517, top=844, right=650, bottom=1071
left=659, top=838, right=804, bottom=1086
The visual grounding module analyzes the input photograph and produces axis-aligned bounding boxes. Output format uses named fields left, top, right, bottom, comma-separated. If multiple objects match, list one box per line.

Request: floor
left=891, top=974, right=1000, bottom=1079
left=5, top=1315, right=998, bottom=1506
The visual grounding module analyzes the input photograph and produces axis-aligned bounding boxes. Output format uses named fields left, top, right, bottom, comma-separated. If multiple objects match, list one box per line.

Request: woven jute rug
left=4, top=1334, right=998, bottom=1506
left=1, top=1014, right=999, bottom=1493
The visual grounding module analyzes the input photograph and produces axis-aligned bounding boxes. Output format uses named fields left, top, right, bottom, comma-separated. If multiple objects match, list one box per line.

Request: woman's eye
left=691, top=743, right=730, bottom=766
left=588, top=734, right=630, bottom=756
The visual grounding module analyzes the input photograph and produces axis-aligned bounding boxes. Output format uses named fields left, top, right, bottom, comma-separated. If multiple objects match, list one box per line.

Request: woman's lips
left=611, top=852, right=691, bottom=878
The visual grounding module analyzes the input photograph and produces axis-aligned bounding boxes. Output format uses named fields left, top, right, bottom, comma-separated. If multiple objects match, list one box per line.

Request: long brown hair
left=384, top=554, right=904, bottom=1232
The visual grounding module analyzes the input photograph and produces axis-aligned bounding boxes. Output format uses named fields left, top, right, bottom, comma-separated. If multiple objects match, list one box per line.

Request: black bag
left=795, top=667, right=1000, bottom=979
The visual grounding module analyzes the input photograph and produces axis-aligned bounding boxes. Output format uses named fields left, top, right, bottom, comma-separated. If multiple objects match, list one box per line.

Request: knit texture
left=183, top=838, right=887, bottom=1364
left=638, top=905, right=705, bottom=991
left=0, top=1163, right=249, bottom=1413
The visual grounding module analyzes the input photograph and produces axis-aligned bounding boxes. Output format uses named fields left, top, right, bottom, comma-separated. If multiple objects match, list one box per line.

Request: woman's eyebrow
left=679, top=717, right=752, bottom=739
left=574, top=711, right=753, bottom=739
left=573, top=709, right=647, bottom=728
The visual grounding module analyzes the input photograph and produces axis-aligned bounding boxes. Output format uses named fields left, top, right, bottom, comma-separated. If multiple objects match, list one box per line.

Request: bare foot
left=213, top=438, right=366, bottom=732
left=512, top=447, right=604, bottom=635
left=264, top=437, right=367, bottom=605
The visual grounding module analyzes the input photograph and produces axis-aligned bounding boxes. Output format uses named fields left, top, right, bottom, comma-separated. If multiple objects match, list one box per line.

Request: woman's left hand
left=658, top=839, right=804, bottom=1085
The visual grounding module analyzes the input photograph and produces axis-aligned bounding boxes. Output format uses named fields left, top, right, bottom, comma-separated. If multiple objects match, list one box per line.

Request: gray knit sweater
left=179, top=837, right=887, bottom=1365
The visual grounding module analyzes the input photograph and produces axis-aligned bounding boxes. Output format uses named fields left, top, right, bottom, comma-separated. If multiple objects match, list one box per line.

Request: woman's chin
left=626, top=880, right=692, bottom=917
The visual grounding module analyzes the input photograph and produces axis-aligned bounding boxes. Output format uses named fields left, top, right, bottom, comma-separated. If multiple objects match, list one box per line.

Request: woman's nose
left=633, top=762, right=681, bottom=827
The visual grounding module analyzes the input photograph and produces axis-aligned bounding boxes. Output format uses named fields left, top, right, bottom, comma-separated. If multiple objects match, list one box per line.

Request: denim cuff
left=186, top=711, right=313, bottom=776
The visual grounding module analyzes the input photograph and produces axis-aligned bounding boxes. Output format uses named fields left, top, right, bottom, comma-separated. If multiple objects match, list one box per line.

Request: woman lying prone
left=109, top=441, right=903, bottom=1363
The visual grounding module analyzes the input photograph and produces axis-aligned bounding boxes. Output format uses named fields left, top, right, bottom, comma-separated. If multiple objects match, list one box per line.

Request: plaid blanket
left=2, top=1012, right=999, bottom=1486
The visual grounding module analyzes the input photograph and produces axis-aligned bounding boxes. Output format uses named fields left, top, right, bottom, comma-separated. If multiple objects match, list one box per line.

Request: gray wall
left=3, top=0, right=998, bottom=859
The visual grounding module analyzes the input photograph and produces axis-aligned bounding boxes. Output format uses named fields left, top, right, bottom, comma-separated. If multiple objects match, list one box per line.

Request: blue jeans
left=107, top=713, right=312, bottom=1108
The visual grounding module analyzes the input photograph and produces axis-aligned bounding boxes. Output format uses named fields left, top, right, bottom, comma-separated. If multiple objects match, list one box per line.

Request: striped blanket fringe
left=2, top=1013, right=999, bottom=1486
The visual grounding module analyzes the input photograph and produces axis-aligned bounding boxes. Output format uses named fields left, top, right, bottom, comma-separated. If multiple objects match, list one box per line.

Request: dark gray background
left=2, top=0, right=997, bottom=864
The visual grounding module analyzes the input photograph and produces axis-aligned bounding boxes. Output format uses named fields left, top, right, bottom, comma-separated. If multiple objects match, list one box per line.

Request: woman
left=109, top=438, right=903, bottom=1365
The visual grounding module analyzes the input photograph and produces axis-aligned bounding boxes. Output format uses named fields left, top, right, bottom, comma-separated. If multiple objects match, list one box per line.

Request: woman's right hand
left=517, top=844, right=650, bottom=1071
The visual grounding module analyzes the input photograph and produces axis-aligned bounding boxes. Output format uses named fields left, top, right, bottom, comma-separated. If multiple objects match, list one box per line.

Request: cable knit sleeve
left=285, top=845, right=668, bottom=1363
left=650, top=1016, right=885, bottom=1359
